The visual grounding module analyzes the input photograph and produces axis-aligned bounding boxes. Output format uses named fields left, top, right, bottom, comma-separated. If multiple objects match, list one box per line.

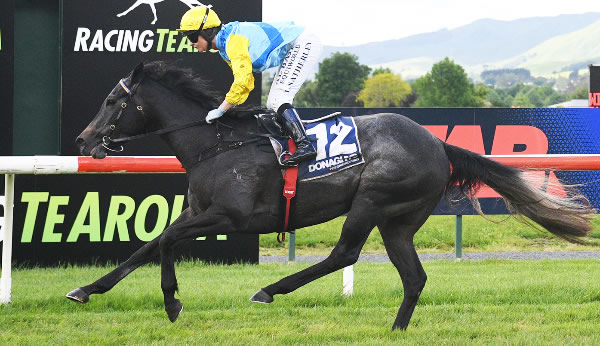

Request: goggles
left=184, top=6, right=211, bottom=44
left=185, top=31, right=201, bottom=43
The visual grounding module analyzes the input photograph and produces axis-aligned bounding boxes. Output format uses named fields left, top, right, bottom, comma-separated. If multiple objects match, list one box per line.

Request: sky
left=263, top=0, right=600, bottom=46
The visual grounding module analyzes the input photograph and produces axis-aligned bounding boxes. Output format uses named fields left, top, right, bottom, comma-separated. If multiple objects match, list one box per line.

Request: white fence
left=3, top=154, right=600, bottom=303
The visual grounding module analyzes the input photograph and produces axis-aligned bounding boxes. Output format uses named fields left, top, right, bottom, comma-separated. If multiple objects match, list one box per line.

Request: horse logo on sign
left=117, top=0, right=207, bottom=25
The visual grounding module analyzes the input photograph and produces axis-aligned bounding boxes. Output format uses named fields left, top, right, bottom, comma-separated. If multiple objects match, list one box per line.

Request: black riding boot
left=279, top=107, right=316, bottom=166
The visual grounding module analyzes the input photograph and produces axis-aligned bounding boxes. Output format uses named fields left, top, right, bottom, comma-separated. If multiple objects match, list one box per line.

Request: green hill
left=493, top=20, right=600, bottom=77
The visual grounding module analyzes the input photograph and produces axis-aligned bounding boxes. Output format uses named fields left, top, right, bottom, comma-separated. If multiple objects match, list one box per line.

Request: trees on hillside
left=357, top=72, right=412, bottom=107
left=293, top=80, right=321, bottom=107
left=481, top=68, right=534, bottom=88
left=413, top=57, right=486, bottom=107
left=486, top=83, right=567, bottom=107
left=315, top=52, right=371, bottom=106
left=292, top=52, right=371, bottom=107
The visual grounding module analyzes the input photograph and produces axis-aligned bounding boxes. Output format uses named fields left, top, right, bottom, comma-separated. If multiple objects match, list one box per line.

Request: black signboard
left=0, top=0, right=14, bottom=155
left=590, top=65, right=600, bottom=108
left=10, top=174, right=258, bottom=265
left=41, top=0, right=264, bottom=265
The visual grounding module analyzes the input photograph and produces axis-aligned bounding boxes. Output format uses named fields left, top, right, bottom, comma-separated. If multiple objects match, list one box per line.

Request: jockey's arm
left=223, top=34, right=255, bottom=107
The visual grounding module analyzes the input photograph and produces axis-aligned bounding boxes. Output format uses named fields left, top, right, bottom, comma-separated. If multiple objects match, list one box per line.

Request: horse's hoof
left=66, top=288, right=89, bottom=304
left=249, top=289, right=273, bottom=304
left=165, top=300, right=183, bottom=322
left=391, top=324, right=407, bottom=331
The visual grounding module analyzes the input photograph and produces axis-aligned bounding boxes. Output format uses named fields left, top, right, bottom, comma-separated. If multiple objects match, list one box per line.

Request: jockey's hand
left=206, top=108, right=225, bottom=123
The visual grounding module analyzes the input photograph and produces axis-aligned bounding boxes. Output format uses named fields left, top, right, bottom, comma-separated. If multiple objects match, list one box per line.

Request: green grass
left=260, top=215, right=600, bottom=256
left=2, top=260, right=600, bottom=344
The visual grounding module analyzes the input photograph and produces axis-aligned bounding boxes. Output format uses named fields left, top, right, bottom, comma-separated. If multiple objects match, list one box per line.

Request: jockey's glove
left=206, top=107, right=225, bottom=123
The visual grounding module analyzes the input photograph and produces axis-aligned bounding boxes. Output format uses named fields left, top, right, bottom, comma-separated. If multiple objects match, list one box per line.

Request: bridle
left=101, top=78, right=144, bottom=152
left=101, top=77, right=209, bottom=152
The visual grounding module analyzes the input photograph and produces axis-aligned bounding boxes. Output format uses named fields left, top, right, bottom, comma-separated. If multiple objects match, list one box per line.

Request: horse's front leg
left=66, top=207, right=195, bottom=304
left=158, top=210, right=237, bottom=322
left=66, top=236, right=161, bottom=303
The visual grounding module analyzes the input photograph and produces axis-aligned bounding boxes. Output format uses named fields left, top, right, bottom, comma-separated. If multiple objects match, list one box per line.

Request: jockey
left=178, top=5, right=322, bottom=166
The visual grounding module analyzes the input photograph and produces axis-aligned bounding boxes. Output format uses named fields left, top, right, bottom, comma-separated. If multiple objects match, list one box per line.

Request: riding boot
left=279, top=107, right=316, bottom=166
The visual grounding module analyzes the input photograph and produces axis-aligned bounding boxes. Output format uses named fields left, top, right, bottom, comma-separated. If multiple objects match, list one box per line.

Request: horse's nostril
left=75, top=137, right=84, bottom=145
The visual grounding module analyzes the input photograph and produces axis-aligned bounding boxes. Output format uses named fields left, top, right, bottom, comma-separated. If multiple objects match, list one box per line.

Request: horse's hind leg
left=378, top=209, right=434, bottom=330
left=251, top=199, right=376, bottom=302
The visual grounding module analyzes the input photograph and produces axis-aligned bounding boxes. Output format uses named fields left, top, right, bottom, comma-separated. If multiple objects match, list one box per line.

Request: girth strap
left=278, top=139, right=298, bottom=243
left=198, top=137, right=263, bottom=162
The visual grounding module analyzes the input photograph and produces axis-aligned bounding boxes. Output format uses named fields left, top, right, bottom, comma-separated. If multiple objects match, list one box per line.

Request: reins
left=108, top=119, right=209, bottom=144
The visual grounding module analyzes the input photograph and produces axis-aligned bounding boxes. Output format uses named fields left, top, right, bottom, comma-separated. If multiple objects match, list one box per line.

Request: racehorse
left=68, top=61, right=593, bottom=330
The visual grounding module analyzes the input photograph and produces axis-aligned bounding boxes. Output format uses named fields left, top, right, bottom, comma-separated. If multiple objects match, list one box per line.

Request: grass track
left=260, top=215, right=600, bottom=256
left=2, top=260, right=600, bottom=344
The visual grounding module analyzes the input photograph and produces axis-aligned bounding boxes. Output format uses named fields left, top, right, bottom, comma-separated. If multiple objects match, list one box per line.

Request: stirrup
left=279, top=150, right=293, bottom=164
left=281, top=150, right=316, bottom=166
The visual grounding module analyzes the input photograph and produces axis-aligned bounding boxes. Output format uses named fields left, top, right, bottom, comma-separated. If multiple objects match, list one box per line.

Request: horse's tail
left=442, top=142, right=594, bottom=243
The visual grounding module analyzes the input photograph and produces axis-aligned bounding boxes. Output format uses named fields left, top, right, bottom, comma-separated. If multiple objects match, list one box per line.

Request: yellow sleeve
left=224, top=34, right=255, bottom=105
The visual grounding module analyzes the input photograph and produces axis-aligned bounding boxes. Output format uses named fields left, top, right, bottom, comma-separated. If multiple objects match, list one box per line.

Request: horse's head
left=76, top=63, right=149, bottom=159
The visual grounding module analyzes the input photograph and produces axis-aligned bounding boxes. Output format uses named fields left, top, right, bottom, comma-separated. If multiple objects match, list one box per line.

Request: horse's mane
left=142, top=61, right=267, bottom=118
left=143, top=61, right=221, bottom=109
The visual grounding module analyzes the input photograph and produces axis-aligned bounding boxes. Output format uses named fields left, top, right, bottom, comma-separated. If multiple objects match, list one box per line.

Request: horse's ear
left=131, top=62, right=145, bottom=84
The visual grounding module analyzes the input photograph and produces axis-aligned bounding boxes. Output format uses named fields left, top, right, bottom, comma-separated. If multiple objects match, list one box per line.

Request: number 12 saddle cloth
left=270, top=112, right=365, bottom=181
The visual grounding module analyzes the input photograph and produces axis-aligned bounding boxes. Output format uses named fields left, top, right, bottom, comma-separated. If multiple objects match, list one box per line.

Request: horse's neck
left=161, top=123, right=212, bottom=170
left=139, top=83, right=210, bottom=169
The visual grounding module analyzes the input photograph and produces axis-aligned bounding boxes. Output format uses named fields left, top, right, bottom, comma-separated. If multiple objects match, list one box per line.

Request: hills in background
left=321, top=12, right=600, bottom=81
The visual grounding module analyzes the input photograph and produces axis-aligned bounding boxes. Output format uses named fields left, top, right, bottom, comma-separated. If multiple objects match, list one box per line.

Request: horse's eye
left=106, top=98, right=116, bottom=106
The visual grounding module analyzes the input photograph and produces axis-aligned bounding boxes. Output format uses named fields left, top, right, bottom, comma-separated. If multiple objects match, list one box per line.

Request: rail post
left=343, top=265, right=354, bottom=296
left=288, top=230, right=296, bottom=263
left=455, top=214, right=463, bottom=261
left=1, top=174, right=15, bottom=304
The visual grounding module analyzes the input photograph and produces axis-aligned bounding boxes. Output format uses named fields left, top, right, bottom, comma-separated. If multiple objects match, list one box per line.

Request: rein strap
left=110, top=119, right=208, bottom=144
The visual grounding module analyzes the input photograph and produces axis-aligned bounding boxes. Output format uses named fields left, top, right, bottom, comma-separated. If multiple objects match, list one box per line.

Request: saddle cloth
left=270, top=112, right=365, bottom=181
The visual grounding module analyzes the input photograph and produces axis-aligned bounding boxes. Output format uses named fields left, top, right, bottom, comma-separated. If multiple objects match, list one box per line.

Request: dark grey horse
left=69, top=61, right=593, bottom=330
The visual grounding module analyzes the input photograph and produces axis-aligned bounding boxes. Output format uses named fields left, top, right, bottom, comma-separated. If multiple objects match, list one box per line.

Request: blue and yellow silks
left=215, top=21, right=304, bottom=105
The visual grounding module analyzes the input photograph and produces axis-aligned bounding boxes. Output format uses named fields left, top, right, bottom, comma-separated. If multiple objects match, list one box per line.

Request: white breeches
left=266, top=31, right=322, bottom=112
